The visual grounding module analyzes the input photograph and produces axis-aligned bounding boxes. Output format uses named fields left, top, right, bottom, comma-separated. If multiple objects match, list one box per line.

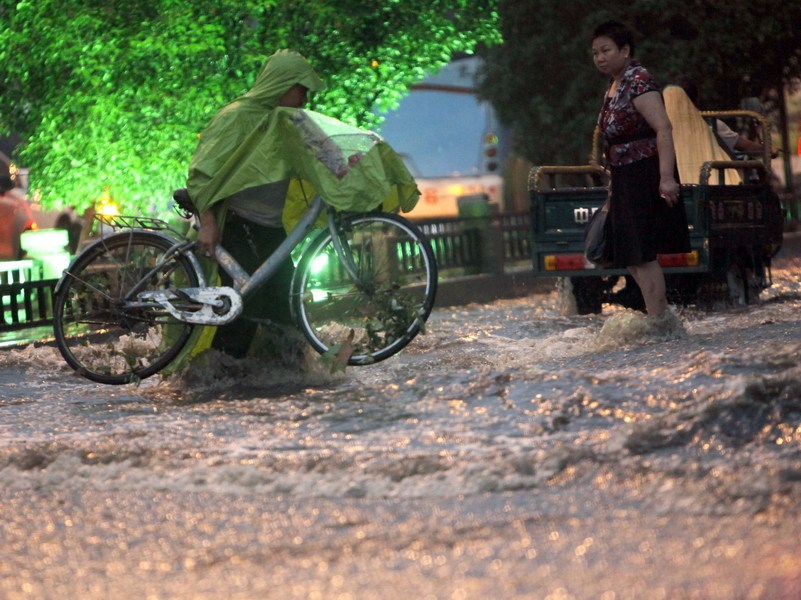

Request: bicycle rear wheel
left=291, top=212, right=437, bottom=365
left=53, top=231, right=200, bottom=384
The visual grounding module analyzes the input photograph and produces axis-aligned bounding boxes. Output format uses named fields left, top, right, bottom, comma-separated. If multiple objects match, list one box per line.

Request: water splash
left=595, top=307, right=686, bottom=349
left=149, top=323, right=346, bottom=403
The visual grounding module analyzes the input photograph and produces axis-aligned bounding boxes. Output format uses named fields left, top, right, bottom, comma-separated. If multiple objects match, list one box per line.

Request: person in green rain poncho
left=187, top=50, right=325, bottom=358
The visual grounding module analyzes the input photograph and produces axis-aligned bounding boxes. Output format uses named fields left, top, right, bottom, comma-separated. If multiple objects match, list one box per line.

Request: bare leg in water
left=628, top=260, right=667, bottom=317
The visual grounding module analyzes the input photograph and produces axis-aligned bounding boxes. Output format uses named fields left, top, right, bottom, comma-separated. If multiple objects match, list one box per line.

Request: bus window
left=375, top=57, right=506, bottom=219
left=378, top=90, right=495, bottom=178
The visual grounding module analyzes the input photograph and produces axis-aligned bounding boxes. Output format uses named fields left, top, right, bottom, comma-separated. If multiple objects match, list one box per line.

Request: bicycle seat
left=172, top=188, right=197, bottom=216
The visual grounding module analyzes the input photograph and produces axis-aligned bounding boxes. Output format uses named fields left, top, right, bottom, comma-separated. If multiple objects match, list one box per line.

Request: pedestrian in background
left=0, top=175, right=34, bottom=261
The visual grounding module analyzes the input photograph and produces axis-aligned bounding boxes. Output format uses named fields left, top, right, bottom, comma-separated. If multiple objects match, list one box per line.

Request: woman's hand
left=197, top=210, right=221, bottom=260
left=659, top=177, right=680, bottom=207
left=659, top=178, right=680, bottom=206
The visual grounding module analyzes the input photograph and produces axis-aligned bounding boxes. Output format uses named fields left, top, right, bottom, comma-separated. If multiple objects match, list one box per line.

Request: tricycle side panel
left=700, top=183, right=774, bottom=246
left=530, top=184, right=709, bottom=277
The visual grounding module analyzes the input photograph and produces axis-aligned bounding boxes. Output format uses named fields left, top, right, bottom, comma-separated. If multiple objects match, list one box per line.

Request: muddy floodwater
left=1, top=246, right=801, bottom=599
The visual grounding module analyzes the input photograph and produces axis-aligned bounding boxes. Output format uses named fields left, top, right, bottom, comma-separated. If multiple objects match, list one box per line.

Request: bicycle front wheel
left=291, top=212, right=438, bottom=365
left=53, top=231, right=200, bottom=384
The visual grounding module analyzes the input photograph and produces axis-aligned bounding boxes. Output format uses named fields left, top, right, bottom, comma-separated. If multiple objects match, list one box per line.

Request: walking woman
left=591, top=20, right=690, bottom=325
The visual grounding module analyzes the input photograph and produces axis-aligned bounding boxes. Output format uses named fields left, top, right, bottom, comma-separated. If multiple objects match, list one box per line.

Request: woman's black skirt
left=608, top=155, right=690, bottom=268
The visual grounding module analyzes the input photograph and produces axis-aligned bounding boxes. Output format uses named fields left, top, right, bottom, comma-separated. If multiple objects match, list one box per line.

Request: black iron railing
left=1, top=279, right=58, bottom=331
left=415, top=211, right=531, bottom=274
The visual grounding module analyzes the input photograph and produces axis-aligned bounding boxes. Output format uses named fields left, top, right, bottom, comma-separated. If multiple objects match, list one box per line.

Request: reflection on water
left=1, top=254, right=800, bottom=511
left=2, top=253, right=801, bottom=599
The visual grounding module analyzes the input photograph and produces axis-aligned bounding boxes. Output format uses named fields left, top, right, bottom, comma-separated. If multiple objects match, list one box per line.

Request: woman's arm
left=197, top=210, right=221, bottom=259
left=633, top=90, right=680, bottom=206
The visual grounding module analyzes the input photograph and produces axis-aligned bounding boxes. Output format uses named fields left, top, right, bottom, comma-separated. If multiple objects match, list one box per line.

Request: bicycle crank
left=137, top=287, right=243, bottom=325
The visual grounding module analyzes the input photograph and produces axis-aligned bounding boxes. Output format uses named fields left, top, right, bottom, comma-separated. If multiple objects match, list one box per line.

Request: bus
left=376, top=56, right=510, bottom=219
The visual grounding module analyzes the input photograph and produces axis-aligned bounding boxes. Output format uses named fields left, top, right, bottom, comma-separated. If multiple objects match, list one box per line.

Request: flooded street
left=1, top=247, right=801, bottom=599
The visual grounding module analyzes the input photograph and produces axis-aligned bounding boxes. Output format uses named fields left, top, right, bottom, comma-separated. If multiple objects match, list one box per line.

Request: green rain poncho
left=187, top=49, right=419, bottom=229
left=167, top=50, right=419, bottom=373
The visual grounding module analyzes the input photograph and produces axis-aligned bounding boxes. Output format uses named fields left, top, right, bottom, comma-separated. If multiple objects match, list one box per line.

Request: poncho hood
left=240, top=49, right=325, bottom=109
left=187, top=51, right=418, bottom=231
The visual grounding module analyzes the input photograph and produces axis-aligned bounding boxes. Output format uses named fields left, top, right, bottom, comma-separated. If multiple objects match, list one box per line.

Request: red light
left=542, top=251, right=699, bottom=273
left=657, top=251, right=699, bottom=267
left=544, top=254, right=587, bottom=271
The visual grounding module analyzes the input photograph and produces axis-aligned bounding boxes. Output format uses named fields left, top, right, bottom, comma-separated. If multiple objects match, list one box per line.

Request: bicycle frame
left=214, top=195, right=358, bottom=299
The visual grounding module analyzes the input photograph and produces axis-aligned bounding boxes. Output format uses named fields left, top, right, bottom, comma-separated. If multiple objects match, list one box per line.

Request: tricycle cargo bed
left=529, top=172, right=706, bottom=277
left=527, top=161, right=784, bottom=310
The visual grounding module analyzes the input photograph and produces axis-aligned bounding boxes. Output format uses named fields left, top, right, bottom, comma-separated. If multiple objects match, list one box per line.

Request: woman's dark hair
left=593, top=20, right=635, bottom=56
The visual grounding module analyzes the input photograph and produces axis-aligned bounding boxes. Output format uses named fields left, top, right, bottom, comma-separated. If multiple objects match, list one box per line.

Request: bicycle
left=52, top=190, right=438, bottom=384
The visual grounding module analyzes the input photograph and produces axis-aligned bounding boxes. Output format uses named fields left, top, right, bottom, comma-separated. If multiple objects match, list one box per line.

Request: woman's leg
left=627, top=261, right=667, bottom=317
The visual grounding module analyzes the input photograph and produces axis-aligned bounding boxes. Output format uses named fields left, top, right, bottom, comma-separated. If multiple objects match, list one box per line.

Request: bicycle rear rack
left=95, top=214, right=188, bottom=238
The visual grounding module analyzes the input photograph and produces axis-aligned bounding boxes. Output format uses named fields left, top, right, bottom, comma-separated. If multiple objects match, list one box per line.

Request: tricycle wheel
left=569, top=276, right=605, bottom=315
left=665, top=274, right=702, bottom=306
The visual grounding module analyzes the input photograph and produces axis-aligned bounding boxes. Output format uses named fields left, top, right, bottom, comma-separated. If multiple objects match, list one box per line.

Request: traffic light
left=483, top=132, right=499, bottom=172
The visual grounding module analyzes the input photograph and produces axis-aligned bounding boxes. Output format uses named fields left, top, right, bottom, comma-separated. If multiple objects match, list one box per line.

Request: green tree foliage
left=476, top=0, right=801, bottom=165
left=0, top=0, right=500, bottom=214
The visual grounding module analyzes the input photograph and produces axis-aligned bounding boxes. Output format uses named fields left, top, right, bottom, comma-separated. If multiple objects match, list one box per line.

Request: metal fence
left=498, top=211, right=532, bottom=263
left=1, top=260, right=58, bottom=332
left=415, top=211, right=531, bottom=274
left=0, top=212, right=534, bottom=335
left=1, top=279, right=57, bottom=331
